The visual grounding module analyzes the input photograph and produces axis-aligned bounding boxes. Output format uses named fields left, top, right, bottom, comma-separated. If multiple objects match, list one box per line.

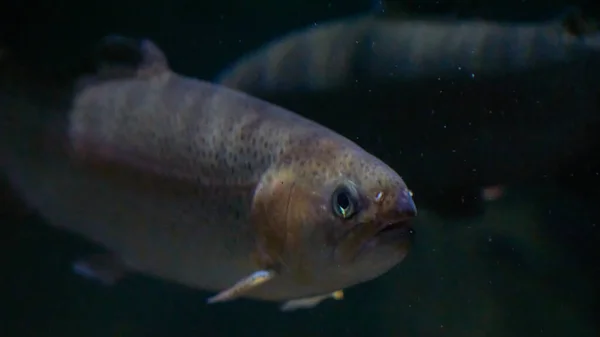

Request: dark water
left=1, top=1, right=599, bottom=337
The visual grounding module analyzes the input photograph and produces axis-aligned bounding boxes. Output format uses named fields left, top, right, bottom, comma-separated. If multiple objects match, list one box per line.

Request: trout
left=216, top=11, right=600, bottom=93
left=0, top=36, right=416, bottom=310
left=215, top=12, right=600, bottom=202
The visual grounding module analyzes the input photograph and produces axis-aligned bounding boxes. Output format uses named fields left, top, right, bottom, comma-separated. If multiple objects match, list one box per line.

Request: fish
left=0, top=35, right=417, bottom=309
left=216, top=10, right=600, bottom=93
left=215, top=11, right=600, bottom=210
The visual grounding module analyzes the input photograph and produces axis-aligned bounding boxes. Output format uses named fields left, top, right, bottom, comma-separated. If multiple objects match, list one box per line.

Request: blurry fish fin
left=72, top=253, right=127, bottom=286
left=92, top=35, right=170, bottom=81
left=206, top=270, right=276, bottom=304
left=76, top=35, right=170, bottom=92
left=559, top=7, right=598, bottom=37
left=279, top=290, right=344, bottom=312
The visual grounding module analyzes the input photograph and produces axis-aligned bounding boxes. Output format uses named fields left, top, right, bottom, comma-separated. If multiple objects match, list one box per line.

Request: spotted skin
left=0, top=36, right=416, bottom=302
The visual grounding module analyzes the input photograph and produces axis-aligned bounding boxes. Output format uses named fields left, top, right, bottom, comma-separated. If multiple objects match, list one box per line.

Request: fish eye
left=332, top=184, right=359, bottom=219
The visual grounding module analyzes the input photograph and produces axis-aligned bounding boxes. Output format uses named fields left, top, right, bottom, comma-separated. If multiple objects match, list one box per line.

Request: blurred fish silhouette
left=216, top=9, right=600, bottom=207
left=0, top=35, right=417, bottom=310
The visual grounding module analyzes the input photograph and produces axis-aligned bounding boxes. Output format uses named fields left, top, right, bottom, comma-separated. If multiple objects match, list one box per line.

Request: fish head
left=251, top=135, right=416, bottom=291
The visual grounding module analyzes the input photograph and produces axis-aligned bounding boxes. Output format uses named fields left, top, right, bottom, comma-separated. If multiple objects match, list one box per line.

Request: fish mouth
left=335, top=219, right=414, bottom=262
left=357, top=220, right=414, bottom=254
left=372, top=220, right=414, bottom=242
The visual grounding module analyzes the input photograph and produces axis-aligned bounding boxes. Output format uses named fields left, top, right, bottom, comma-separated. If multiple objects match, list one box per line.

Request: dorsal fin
left=93, top=35, right=170, bottom=80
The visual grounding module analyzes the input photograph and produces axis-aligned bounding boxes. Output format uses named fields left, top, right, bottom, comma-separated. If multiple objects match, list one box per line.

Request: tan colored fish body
left=0, top=37, right=416, bottom=304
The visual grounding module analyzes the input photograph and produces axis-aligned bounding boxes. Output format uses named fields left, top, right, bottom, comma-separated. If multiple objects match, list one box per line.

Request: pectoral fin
left=279, top=290, right=344, bottom=312
left=206, top=270, right=276, bottom=304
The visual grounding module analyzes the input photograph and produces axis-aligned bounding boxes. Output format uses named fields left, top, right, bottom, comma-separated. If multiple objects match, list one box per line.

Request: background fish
left=217, top=10, right=600, bottom=92
left=215, top=12, right=600, bottom=211
left=0, top=36, right=416, bottom=308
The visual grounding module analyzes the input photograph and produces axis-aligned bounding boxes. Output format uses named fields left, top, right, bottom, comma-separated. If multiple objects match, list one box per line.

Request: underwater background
left=1, top=0, right=599, bottom=336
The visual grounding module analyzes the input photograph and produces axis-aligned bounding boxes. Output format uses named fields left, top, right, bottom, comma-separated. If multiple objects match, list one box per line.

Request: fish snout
left=396, top=188, right=417, bottom=219
left=372, top=187, right=416, bottom=235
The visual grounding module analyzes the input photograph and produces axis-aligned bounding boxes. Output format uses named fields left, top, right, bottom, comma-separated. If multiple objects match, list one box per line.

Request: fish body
left=0, top=37, right=416, bottom=303
left=215, top=13, right=600, bottom=199
left=217, top=13, right=600, bottom=93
